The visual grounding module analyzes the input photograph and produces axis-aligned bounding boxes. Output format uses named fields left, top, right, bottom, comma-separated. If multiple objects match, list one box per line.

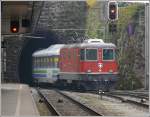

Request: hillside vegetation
left=85, top=3, right=145, bottom=90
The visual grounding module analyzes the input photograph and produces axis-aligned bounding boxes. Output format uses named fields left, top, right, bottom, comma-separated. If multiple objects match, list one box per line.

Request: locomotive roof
left=32, top=44, right=65, bottom=57
left=63, top=40, right=116, bottom=48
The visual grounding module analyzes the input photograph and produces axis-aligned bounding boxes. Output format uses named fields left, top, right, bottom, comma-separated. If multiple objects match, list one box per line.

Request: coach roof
left=32, top=44, right=65, bottom=57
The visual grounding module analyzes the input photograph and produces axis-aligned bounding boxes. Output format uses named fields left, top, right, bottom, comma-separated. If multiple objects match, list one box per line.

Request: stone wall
left=31, top=1, right=87, bottom=43
left=2, top=36, right=25, bottom=82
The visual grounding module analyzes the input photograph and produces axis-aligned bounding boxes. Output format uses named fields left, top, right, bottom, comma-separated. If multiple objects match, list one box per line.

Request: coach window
left=38, top=57, right=40, bottom=67
left=42, top=57, right=44, bottom=68
left=41, top=57, right=42, bottom=67
left=49, top=58, right=52, bottom=67
left=51, top=57, right=53, bottom=67
left=103, top=49, right=114, bottom=60
left=43, top=57, right=44, bottom=67
left=47, top=57, right=48, bottom=67
left=40, top=57, right=42, bottom=68
left=38, top=57, right=40, bottom=68
left=86, top=49, right=97, bottom=61
left=53, top=57, right=56, bottom=68
left=48, top=57, right=50, bottom=67
left=54, top=57, right=56, bottom=68
left=42, top=57, right=46, bottom=68
left=53, top=57, right=55, bottom=67
left=47, top=57, right=49, bottom=68
left=48, top=57, right=51, bottom=67
left=40, top=57, right=42, bottom=67
left=38, top=57, right=41, bottom=68
left=39, top=58, right=41, bottom=68
left=46, top=57, right=48, bottom=67
left=41, top=57, right=43, bottom=67
left=36, top=57, right=38, bottom=68
left=35, top=58, right=37, bottom=67
left=45, top=57, right=47, bottom=68
left=42, top=57, right=43, bottom=68
left=80, top=49, right=85, bottom=60
left=40, top=57, right=41, bottom=67
left=36, top=58, right=37, bottom=67
left=44, top=57, right=45, bottom=67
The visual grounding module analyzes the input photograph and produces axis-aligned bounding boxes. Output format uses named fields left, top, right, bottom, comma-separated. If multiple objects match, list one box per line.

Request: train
left=32, top=39, right=118, bottom=91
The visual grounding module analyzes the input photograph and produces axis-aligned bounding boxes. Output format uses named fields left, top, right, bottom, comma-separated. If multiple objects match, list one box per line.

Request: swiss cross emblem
left=98, top=63, right=103, bottom=68
left=98, top=63, right=103, bottom=72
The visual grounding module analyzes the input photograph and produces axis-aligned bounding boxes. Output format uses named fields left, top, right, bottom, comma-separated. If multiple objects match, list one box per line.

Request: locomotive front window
left=86, top=49, right=97, bottom=60
left=103, top=49, right=114, bottom=60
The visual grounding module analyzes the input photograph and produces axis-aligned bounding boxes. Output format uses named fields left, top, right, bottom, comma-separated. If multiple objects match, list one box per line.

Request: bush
left=116, top=73, right=143, bottom=90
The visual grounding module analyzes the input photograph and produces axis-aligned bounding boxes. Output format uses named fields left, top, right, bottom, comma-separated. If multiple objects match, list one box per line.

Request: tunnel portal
left=19, top=32, right=59, bottom=85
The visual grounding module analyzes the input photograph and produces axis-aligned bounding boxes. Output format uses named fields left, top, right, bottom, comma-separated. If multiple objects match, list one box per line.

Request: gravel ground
left=63, top=91, right=149, bottom=116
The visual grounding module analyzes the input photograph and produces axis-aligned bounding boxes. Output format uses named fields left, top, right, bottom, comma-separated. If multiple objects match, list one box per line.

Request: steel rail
left=109, top=92, right=149, bottom=100
left=56, top=90, right=104, bottom=116
left=126, top=99, right=149, bottom=108
left=102, top=93, right=149, bottom=109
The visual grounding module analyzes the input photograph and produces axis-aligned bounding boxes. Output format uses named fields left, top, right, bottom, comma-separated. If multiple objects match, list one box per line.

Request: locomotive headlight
left=87, top=69, right=92, bottom=73
left=109, top=69, right=113, bottom=73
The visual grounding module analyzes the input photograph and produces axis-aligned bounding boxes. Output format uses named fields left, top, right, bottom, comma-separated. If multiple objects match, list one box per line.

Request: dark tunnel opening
left=19, top=31, right=59, bottom=85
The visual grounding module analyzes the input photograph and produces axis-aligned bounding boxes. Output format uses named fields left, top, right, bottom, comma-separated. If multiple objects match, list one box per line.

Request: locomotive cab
left=78, top=39, right=118, bottom=90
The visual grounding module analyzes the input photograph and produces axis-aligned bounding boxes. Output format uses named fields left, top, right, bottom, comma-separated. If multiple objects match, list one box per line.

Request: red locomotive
left=58, top=39, right=118, bottom=91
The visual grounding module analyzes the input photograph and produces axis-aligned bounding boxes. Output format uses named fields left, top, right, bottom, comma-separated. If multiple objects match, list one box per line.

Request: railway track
left=109, top=91, right=149, bottom=100
left=85, top=90, right=149, bottom=109
left=37, top=88, right=103, bottom=116
left=102, top=93, right=149, bottom=109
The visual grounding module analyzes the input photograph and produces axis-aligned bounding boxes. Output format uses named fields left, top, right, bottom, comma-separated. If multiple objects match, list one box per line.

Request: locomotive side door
left=75, top=47, right=80, bottom=72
